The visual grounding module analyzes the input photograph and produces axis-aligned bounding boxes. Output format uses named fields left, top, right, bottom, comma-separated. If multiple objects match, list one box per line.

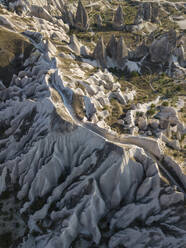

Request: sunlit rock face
left=0, top=1, right=185, bottom=248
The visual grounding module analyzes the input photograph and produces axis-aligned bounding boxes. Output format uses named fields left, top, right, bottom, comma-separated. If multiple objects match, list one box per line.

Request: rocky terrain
left=0, top=0, right=185, bottom=247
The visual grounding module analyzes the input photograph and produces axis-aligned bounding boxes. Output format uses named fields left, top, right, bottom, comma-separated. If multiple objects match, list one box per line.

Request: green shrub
left=180, top=108, right=184, bottom=112
left=136, top=111, right=143, bottom=117
left=130, top=71, right=139, bottom=78
left=151, top=104, right=156, bottom=108
left=147, top=108, right=156, bottom=116
left=162, top=101, right=169, bottom=107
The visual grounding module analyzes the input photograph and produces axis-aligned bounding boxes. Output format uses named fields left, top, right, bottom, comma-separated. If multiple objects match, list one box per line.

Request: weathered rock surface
left=93, top=36, right=107, bottom=68
left=135, top=2, right=159, bottom=24
left=113, top=5, right=124, bottom=30
left=149, top=30, right=177, bottom=64
left=29, top=4, right=53, bottom=22
left=0, top=2, right=185, bottom=248
left=74, top=0, right=89, bottom=31
left=95, top=14, right=102, bottom=28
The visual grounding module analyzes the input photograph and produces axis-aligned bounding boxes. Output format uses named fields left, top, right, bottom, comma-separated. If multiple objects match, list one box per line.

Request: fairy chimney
left=134, top=2, right=159, bottom=24
left=95, top=14, right=102, bottom=28
left=116, top=36, right=128, bottom=65
left=69, top=34, right=81, bottom=55
left=106, top=35, right=117, bottom=59
left=113, top=5, right=124, bottom=30
left=93, top=37, right=107, bottom=68
left=75, top=0, right=89, bottom=31
left=151, top=2, right=159, bottom=23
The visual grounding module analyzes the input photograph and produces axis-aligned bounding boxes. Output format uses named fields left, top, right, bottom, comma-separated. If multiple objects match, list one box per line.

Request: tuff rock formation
left=74, top=0, right=89, bottom=31
left=69, top=34, right=81, bottom=55
left=149, top=30, right=177, bottom=64
left=135, top=2, right=159, bottom=24
left=93, top=36, right=107, bottom=68
left=106, top=34, right=118, bottom=59
left=116, top=36, right=128, bottom=65
left=95, top=14, right=102, bottom=28
left=113, top=5, right=124, bottom=30
left=0, top=1, right=186, bottom=248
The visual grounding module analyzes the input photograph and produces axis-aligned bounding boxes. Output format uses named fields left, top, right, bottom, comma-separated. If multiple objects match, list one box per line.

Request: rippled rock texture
left=0, top=1, right=185, bottom=248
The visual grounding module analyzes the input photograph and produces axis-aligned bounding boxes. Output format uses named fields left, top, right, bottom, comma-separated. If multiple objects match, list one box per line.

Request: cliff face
left=0, top=1, right=186, bottom=248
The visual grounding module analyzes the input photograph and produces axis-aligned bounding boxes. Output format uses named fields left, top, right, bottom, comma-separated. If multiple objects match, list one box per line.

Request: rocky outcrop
left=106, top=35, right=118, bottom=60
left=0, top=3, right=186, bottom=248
left=29, top=5, right=53, bottom=22
left=105, top=35, right=128, bottom=67
left=116, top=36, right=128, bottom=65
left=62, top=5, right=75, bottom=27
left=74, top=0, right=89, bottom=31
left=149, top=30, right=177, bottom=64
left=95, top=14, right=102, bottom=28
left=113, top=5, right=124, bottom=30
left=131, top=41, right=149, bottom=60
left=69, top=34, right=81, bottom=55
left=93, top=36, right=107, bottom=68
left=135, top=2, right=159, bottom=24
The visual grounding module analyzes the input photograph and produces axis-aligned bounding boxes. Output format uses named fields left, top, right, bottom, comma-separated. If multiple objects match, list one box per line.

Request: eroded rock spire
left=106, top=35, right=117, bottom=59
left=113, top=5, right=124, bottom=30
left=93, top=36, right=107, bottom=68
left=95, top=14, right=102, bottom=28
left=75, top=0, right=89, bottom=31
left=116, top=36, right=128, bottom=65
left=135, top=2, right=159, bottom=24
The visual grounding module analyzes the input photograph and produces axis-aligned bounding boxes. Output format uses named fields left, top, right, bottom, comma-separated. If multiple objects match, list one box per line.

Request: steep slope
left=0, top=1, right=185, bottom=248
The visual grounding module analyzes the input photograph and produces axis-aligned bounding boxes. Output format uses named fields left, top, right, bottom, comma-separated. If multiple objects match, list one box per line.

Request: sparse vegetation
left=162, top=101, right=169, bottom=107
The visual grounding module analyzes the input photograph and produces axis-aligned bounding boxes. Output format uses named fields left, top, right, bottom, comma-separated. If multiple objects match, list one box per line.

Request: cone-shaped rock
left=149, top=30, right=177, bottom=64
left=116, top=36, right=128, bottom=65
left=151, top=2, right=159, bottom=23
left=106, top=35, right=117, bottom=59
left=62, top=5, right=75, bottom=27
left=95, top=14, right=102, bottom=28
left=143, top=2, right=151, bottom=21
left=134, top=2, right=159, bottom=24
left=133, top=41, right=149, bottom=60
left=75, top=0, right=89, bottom=31
left=69, top=34, right=81, bottom=55
left=93, top=37, right=107, bottom=68
left=113, top=5, right=124, bottom=30
left=134, top=5, right=144, bottom=25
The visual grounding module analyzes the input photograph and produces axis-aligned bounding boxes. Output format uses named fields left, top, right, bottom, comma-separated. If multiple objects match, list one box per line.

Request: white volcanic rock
left=162, top=134, right=180, bottom=151
left=138, top=116, right=148, bottom=131
left=84, top=96, right=96, bottom=120
left=80, top=45, right=90, bottom=56
left=29, top=5, right=53, bottom=23
left=109, top=89, right=127, bottom=105
left=69, top=34, right=81, bottom=55
left=0, top=15, right=15, bottom=30
left=125, top=110, right=135, bottom=127
left=162, top=156, right=186, bottom=190
left=160, top=192, right=184, bottom=208
left=149, top=119, right=160, bottom=129
left=0, top=5, right=186, bottom=248
left=156, top=106, right=185, bottom=134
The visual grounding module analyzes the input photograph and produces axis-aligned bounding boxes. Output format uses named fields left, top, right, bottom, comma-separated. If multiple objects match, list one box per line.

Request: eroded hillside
left=0, top=0, right=185, bottom=247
